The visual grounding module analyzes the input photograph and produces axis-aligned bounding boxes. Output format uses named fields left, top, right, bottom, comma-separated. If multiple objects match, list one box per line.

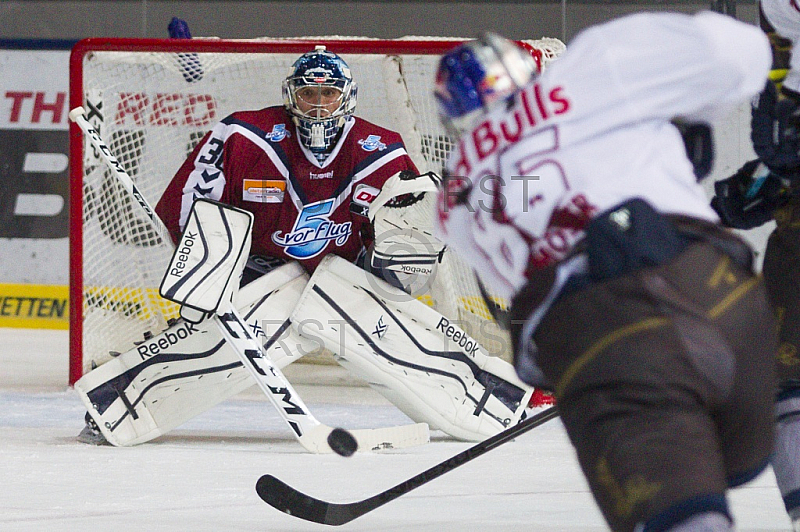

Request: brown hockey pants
left=533, top=240, right=777, bottom=531
left=763, top=196, right=800, bottom=386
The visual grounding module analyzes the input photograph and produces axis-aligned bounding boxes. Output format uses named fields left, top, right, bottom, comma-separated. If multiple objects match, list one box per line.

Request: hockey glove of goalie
left=368, top=170, right=445, bottom=296
left=710, top=159, right=788, bottom=230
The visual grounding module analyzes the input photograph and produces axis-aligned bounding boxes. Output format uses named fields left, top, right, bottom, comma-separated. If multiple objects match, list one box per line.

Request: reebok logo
left=436, top=317, right=480, bottom=356
left=398, top=264, right=432, bottom=275
left=137, top=321, right=199, bottom=359
left=169, top=231, right=198, bottom=277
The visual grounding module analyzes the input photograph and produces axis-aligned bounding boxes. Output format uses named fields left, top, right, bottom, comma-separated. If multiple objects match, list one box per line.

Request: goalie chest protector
left=155, top=107, right=418, bottom=272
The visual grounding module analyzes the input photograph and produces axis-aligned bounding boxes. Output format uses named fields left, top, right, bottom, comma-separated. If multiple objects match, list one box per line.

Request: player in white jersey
left=435, top=12, right=777, bottom=532
left=712, top=2, right=800, bottom=529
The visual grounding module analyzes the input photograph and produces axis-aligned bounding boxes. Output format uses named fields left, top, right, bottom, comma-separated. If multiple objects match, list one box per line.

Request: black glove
left=751, top=81, right=800, bottom=178
left=710, top=159, right=787, bottom=230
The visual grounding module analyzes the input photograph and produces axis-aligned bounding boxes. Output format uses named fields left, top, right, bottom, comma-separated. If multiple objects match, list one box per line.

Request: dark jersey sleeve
left=155, top=124, right=227, bottom=244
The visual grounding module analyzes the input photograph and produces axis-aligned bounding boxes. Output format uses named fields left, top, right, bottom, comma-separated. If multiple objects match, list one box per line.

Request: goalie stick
left=256, top=405, right=559, bottom=525
left=69, top=106, right=429, bottom=453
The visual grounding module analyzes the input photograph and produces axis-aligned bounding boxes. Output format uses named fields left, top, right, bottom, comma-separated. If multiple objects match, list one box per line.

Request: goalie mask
left=435, top=33, right=539, bottom=135
left=283, top=46, right=358, bottom=154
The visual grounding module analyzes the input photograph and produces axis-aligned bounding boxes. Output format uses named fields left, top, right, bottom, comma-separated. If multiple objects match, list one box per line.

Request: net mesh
left=73, top=37, right=566, bottom=374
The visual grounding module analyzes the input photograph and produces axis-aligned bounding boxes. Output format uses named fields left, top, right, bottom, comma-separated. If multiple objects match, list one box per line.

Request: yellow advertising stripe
left=0, top=283, right=182, bottom=330
left=84, top=285, right=180, bottom=322
left=1, top=282, right=499, bottom=332
left=0, top=283, right=69, bottom=329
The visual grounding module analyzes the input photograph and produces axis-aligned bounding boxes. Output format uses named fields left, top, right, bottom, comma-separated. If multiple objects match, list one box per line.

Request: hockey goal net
left=68, top=36, right=565, bottom=384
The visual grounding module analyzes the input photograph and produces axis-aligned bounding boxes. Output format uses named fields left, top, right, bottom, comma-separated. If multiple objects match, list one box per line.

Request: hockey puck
left=328, top=428, right=358, bottom=457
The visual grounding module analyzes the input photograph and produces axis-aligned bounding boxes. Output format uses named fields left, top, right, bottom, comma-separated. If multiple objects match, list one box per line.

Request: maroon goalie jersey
left=155, top=106, right=418, bottom=272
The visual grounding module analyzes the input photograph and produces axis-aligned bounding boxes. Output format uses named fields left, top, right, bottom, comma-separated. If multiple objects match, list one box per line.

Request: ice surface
left=0, top=328, right=788, bottom=531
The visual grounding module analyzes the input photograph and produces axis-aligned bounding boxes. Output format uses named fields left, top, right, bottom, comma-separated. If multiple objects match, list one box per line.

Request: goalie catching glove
left=367, top=170, right=445, bottom=295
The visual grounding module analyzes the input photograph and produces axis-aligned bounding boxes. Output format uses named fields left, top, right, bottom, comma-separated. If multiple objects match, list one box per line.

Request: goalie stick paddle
left=256, top=405, right=559, bottom=525
left=69, top=106, right=429, bottom=454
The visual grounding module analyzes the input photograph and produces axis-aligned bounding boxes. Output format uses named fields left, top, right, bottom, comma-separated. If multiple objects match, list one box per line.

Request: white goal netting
left=69, top=36, right=566, bottom=381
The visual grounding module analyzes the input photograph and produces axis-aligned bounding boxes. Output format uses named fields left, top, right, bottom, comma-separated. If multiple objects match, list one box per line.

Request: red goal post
left=68, top=35, right=566, bottom=385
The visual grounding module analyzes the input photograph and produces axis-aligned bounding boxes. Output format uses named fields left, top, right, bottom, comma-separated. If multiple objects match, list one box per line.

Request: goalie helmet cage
left=68, top=35, right=566, bottom=385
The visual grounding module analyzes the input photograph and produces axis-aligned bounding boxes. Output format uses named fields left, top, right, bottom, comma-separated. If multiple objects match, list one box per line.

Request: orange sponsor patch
left=243, top=179, right=286, bottom=203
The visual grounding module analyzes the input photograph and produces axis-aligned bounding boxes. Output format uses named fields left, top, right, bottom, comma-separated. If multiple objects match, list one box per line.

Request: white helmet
left=435, top=33, right=540, bottom=135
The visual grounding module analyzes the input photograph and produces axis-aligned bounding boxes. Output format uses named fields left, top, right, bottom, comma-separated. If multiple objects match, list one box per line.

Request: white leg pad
left=74, top=262, right=313, bottom=446
left=292, top=255, right=533, bottom=442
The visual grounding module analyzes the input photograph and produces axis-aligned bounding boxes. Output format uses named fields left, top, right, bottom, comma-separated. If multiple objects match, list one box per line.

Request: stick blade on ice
left=256, top=474, right=349, bottom=525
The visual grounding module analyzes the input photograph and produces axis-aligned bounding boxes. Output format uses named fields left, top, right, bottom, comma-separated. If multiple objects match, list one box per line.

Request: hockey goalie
left=73, top=46, right=533, bottom=450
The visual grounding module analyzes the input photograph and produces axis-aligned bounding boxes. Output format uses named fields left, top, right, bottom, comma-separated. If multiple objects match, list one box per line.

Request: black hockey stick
left=256, top=405, right=559, bottom=525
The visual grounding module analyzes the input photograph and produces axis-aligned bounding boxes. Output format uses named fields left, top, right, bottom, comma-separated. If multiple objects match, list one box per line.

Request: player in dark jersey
left=75, top=46, right=532, bottom=449
left=155, top=45, right=418, bottom=273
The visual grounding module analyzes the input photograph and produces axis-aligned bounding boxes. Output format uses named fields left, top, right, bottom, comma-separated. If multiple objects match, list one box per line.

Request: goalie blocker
left=159, top=198, right=253, bottom=322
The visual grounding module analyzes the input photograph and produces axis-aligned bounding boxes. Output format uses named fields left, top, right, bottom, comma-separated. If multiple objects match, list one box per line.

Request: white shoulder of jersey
left=543, top=11, right=770, bottom=124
